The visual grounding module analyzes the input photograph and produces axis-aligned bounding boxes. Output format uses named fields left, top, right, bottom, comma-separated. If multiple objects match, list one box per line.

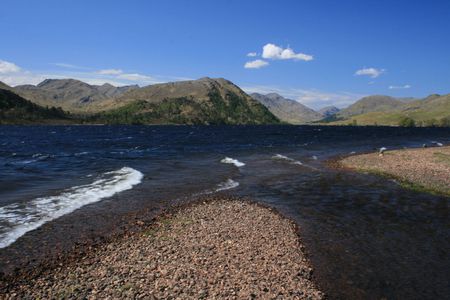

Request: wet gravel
left=341, top=146, right=450, bottom=195
left=2, top=196, right=323, bottom=299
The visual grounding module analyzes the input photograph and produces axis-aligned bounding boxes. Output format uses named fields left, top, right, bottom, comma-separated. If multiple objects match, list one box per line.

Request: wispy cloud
left=117, top=73, right=156, bottom=83
left=96, top=69, right=123, bottom=75
left=355, top=67, right=385, bottom=78
left=0, top=60, right=21, bottom=74
left=242, top=84, right=364, bottom=109
left=388, top=84, right=411, bottom=89
left=0, top=59, right=180, bottom=87
left=244, top=59, right=269, bottom=69
left=262, top=43, right=313, bottom=61
left=51, top=63, right=87, bottom=70
left=247, top=52, right=257, bottom=57
left=95, top=68, right=159, bottom=84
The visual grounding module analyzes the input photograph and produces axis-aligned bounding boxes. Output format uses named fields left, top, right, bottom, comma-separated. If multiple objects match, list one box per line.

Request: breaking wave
left=220, top=157, right=245, bottom=167
left=214, top=179, right=240, bottom=192
left=0, top=167, right=143, bottom=248
left=272, top=154, right=303, bottom=165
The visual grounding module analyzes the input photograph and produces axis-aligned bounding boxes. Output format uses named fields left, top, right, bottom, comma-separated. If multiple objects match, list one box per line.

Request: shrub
left=398, top=117, right=415, bottom=127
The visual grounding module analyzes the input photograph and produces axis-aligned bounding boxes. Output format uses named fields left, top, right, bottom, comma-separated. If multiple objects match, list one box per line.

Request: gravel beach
left=2, top=196, right=323, bottom=299
left=340, top=146, right=450, bottom=195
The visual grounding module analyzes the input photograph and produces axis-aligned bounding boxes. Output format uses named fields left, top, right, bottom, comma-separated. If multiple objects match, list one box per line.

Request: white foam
left=272, top=154, right=303, bottom=165
left=220, top=157, right=245, bottom=167
left=0, top=167, right=143, bottom=248
left=431, top=141, right=443, bottom=147
left=214, top=179, right=240, bottom=192
left=312, top=155, right=318, bottom=160
left=197, top=179, right=240, bottom=196
left=75, top=151, right=89, bottom=156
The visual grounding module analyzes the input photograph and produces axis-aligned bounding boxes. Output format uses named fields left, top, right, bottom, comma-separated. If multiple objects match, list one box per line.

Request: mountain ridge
left=1, top=78, right=448, bottom=126
left=324, top=94, right=450, bottom=126
left=318, top=106, right=340, bottom=117
left=94, top=77, right=279, bottom=124
left=250, top=92, right=322, bottom=124
left=14, top=79, right=139, bottom=112
left=0, top=88, right=71, bottom=124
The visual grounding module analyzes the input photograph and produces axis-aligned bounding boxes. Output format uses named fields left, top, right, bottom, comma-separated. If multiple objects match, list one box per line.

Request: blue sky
left=1, top=0, right=449, bottom=109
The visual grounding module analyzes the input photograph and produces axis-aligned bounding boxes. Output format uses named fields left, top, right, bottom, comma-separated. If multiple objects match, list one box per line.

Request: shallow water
left=0, top=125, right=449, bottom=298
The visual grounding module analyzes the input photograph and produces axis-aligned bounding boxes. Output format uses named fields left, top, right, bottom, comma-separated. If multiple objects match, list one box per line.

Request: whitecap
left=0, top=167, right=143, bottom=248
left=272, top=154, right=303, bottom=165
left=220, top=157, right=245, bottom=167
left=74, top=151, right=89, bottom=156
left=214, top=179, right=240, bottom=192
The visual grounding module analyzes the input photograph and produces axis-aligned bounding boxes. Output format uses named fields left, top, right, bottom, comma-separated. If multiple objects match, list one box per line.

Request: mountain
left=318, top=106, right=340, bottom=117
left=0, top=88, right=71, bottom=124
left=14, top=79, right=138, bottom=112
left=250, top=93, right=322, bottom=124
left=94, top=77, right=280, bottom=125
left=336, top=95, right=406, bottom=119
left=325, top=93, right=450, bottom=126
left=0, top=81, right=13, bottom=91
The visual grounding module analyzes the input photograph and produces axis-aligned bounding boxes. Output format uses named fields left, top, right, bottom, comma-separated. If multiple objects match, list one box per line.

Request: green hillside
left=325, top=94, right=450, bottom=126
left=92, top=89, right=279, bottom=125
left=0, top=88, right=71, bottom=124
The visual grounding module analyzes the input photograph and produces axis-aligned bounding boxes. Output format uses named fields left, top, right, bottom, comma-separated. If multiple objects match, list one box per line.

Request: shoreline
left=1, top=195, right=323, bottom=299
left=334, top=145, right=450, bottom=196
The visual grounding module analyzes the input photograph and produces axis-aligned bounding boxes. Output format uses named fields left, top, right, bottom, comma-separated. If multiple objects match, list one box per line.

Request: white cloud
left=247, top=52, right=257, bottom=57
left=262, top=43, right=313, bottom=61
left=242, top=84, right=364, bottom=109
left=355, top=67, right=385, bottom=78
left=51, top=63, right=85, bottom=69
left=0, top=60, right=21, bottom=74
left=389, top=84, right=411, bottom=89
left=0, top=72, right=46, bottom=86
left=244, top=59, right=269, bottom=69
left=117, top=73, right=156, bottom=83
left=96, top=69, right=123, bottom=75
left=0, top=59, right=178, bottom=87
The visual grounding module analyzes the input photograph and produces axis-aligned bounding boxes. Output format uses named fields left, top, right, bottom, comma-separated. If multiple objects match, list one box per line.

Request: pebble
left=2, top=196, right=323, bottom=299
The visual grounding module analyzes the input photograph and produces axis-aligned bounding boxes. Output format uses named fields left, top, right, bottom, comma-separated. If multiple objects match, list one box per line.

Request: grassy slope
left=92, top=89, right=280, bottom=125
left=326, top=94, right=450, bottom=126
left=1, top=77, right=280, bottom=125
left=0, top=89, right=72, bottom=124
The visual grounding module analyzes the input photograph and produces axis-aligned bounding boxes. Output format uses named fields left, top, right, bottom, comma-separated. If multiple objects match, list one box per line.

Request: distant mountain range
left=325, top=94, right=450, bottom=126
left=318, top=106, right=340, bottom=117
left=250, top=93, right=323, bottom=124
left=13, top=79, right=139, bottom=112
left=0, top=77, right=448, bottom=126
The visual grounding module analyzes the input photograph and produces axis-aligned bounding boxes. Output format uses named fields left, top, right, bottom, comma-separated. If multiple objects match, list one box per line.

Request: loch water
left=0, top=125, right=449, bottom=299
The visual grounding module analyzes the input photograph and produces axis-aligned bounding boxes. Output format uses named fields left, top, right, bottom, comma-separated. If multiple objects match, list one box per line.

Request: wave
left=197, top=179, right=240, bottom=196
left=0, top=167, right=143, bottom=249
left=272, top=154, right=303, bottom=165
left=74, top=151, right=90, bottom=156
left=220, top=157, right=245, bottom=167
left=12, top=153, right=52, bottom=165
left=431, top=141, right=443, bottom=147
left=214, top=179, right=240, bottom=192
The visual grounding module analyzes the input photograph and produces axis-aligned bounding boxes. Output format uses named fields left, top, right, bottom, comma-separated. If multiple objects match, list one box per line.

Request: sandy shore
left=340, top=145, right=450, bottom=195
left=2, top=196, right=323, bottom=299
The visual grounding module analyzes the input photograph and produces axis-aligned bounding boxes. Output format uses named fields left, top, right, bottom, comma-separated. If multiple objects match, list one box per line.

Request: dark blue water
left=0, top=125, right=449, bottom=299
